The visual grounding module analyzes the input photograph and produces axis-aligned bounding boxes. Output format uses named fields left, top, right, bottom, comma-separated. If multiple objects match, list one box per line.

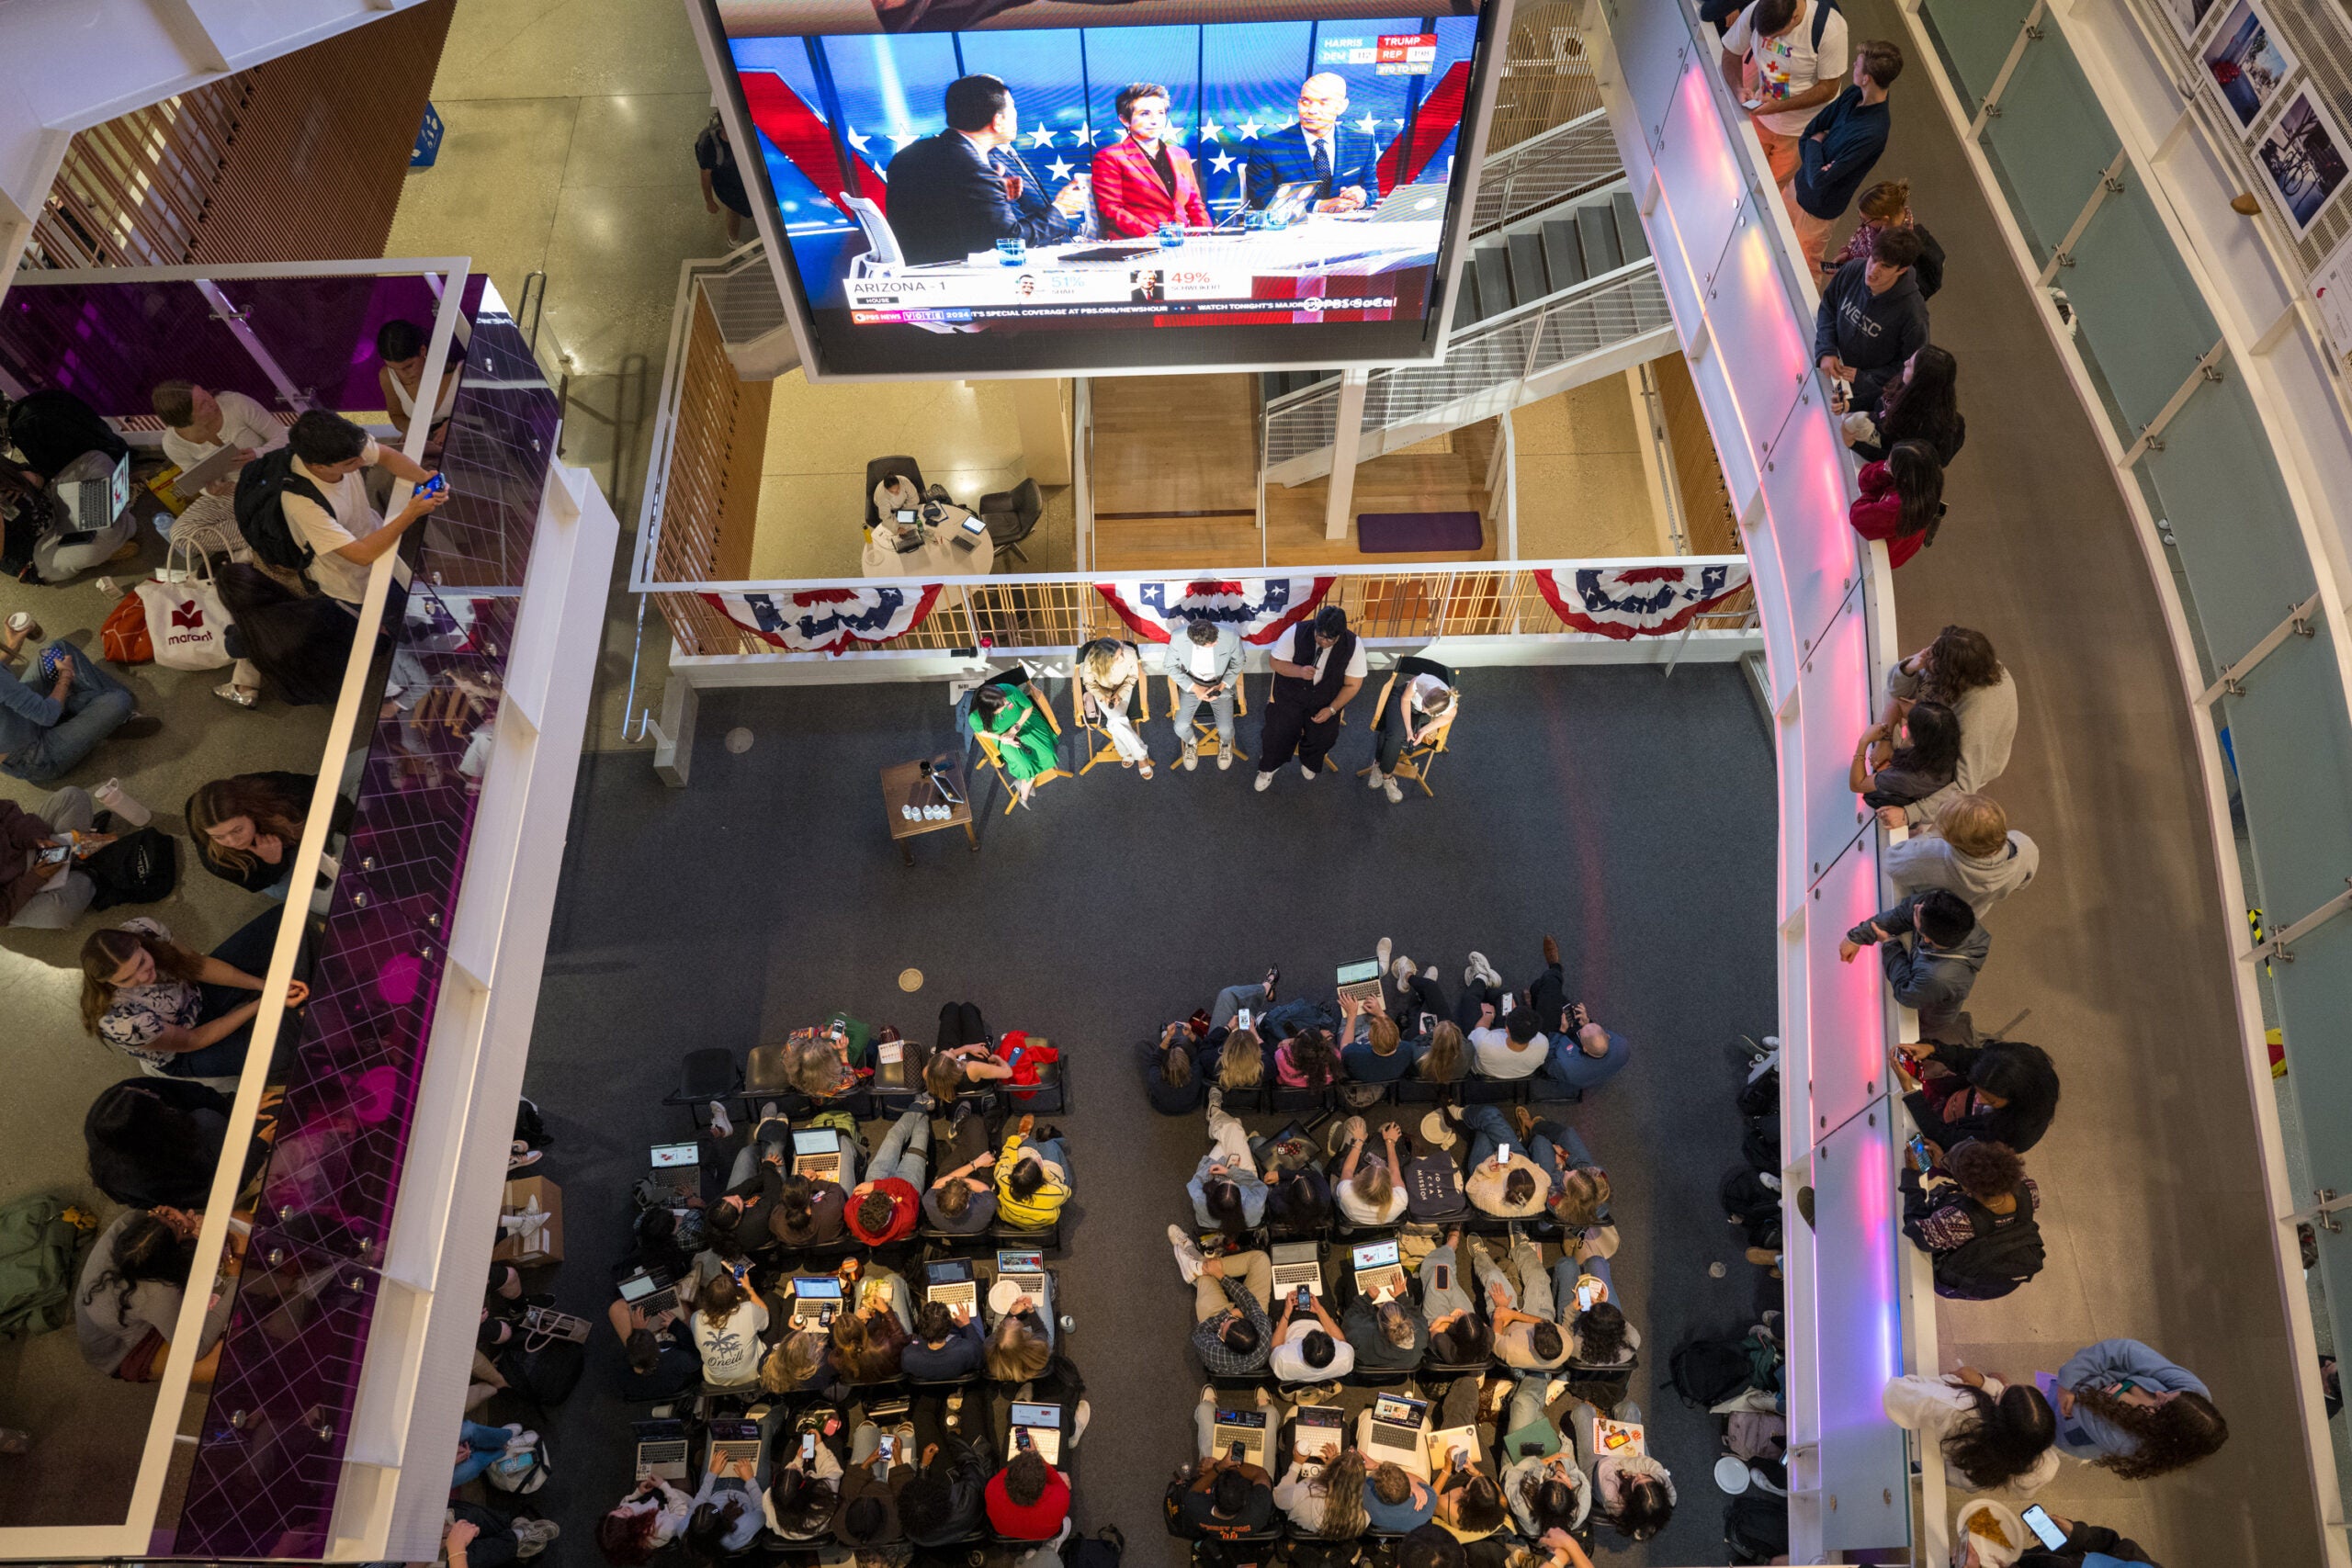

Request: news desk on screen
left=846, top=197, right=1447, bottom=334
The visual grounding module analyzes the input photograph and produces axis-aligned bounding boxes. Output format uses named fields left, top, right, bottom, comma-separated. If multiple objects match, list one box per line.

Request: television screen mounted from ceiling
left=697, top=0, right=1510, bottom=380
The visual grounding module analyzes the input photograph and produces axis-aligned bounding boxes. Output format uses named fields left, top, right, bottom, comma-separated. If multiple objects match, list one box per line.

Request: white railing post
left=1325, top=370, right=1370, bottom=542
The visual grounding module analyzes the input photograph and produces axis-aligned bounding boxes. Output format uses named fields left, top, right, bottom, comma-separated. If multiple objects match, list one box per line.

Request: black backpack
left=1737, top=1066, right=1779, bottom=1118
left=1720, top=1165, right=1782, bottom=1250
left=1742, top=1112, right=1780, bottom=1173
left=1932, top=1215, right=2046, bottom=1300
left=85, top=828, right=177, bottom=909
left=1724, top=1494, right=1790, bottom=1563
left=232, top=446, right=324, bottom=574
left=1670, top=1334, right=1755, bottom=1408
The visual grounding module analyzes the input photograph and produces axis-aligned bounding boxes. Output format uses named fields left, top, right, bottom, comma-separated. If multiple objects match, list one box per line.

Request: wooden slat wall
left=1650, top=352, right=1742, bottom=557
left=24, top=0, right=456, bottom=270
left=650, top=289, right=774, bottom=655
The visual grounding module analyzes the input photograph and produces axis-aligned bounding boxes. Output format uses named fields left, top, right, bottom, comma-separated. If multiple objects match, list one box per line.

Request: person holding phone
left=1172, top=1405, right=1278, bottom=1540
left=1455, top=1105, right=1555, bottom=1220
left=1165, top=615, right=1244, bottom=770
left=0, top=784, right=105, bottom=928
left=899, top=1417, right=992, bottom=1548
left=1432, top=1447, right=1509, bottom=1542
left=2011, top=1507, right=2158, bottom=1565
left=833, top=1416, right=916, bottom=1548
left=1419, top=1226, right=1491, bottom=1364
left=1269, top=1280, right=1355, bottom=1384
left=1190, top=1087, right=1270, bottom=1236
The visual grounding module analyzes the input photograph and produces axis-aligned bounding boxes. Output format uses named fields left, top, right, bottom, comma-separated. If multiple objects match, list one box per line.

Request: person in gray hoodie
left=1840, top=888, right=1985, bottom=1035
left=1886, top=793, right=2039, bottom=918
left=1814, top=224, right=1929, bottom=412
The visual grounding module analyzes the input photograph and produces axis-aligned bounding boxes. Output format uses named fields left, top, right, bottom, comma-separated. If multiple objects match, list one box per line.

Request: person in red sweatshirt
left=984, top=1449, right=1070, bottom=1540
left=846, top=1109, right=930, bottom=1247
left=1848, top=438, right=1945, bottom=570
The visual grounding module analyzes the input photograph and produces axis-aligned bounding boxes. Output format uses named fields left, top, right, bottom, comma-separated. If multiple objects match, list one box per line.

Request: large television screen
left=700, top=0, right=1506, bottom=379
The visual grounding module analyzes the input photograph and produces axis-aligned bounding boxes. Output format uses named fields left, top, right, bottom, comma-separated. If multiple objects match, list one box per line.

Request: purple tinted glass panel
left=173, top=283, right=557, bottom=1560
left=0, top=279, right=280, bottom=416
left=229, top=272, right=491, bottom=413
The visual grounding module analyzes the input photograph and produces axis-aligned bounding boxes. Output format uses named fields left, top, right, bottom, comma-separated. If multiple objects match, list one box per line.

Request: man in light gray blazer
left=1164, top=616, right=1244, bottom=771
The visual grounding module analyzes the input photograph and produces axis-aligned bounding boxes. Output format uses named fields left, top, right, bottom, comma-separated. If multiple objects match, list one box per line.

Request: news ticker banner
left=719, top=1, right=1484, bottom=39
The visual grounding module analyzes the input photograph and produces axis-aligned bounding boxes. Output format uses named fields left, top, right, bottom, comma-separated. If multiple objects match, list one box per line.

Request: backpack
left=1724, top=1493, right=1790, bottom=1564
left=1710, top=0, right=1840, bottom=47
left=1670, top=1334, right=1755, bottom=1407
left=231, top=446, right=323, bottom=574
left=514, top=1095, right=553, bottom=1151
left=1719, top=1166, right=1782, bottom=1250
left=1932, top=1215, right=2046, bottom=1300
left=1742, top=1112, right=1780, bottom=1173
left=1736, top=1066, right=1779, bottom=1119
left=500, top=1334, right=586, bottom=1405
left=84, top=827, right=178, bottom=909
left=0, top=1194, right=87, bottom=1338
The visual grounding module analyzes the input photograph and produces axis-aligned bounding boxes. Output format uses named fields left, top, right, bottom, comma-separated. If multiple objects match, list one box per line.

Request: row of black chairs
left=1213, top=1075, right=1583, bottom=1117
left=664, top=1043, right=1070, bottom=1137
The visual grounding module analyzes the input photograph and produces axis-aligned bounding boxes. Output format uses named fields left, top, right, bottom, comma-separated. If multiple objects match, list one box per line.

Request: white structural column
left=0, top=0, right=434, bottom=298
left=1323, top=367, right=1370, bottom=540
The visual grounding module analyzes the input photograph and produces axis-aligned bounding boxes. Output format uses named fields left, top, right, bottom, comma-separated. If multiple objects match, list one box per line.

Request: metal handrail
left=1468, top=108, right=1623, bottom=237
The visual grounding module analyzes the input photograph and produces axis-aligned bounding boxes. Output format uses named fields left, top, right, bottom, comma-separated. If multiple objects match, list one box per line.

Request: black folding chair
left=664, top=1048, right=743, bottom=1136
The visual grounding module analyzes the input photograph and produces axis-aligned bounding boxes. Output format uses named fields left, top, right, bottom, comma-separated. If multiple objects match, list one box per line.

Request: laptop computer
left=1271, top=1241, right=1324, bottom=1299
left=1351, top=1238, right=1408, bottom=1302
left=792, top=1128, right=841, bottom=1181
left=1210, top=1405, right=1269, bottom=1469
left=616, top=1265, right=678, bottom=1318
left=925, top=1258, right=978, bottom=1312
left=1009, top=1400, right=1062, bottom=1465
left=647, top=1141, right=699, bottom=1205
left=1361, top=183, right=1450, bottom=225
left=632, top=1417, right=690, bottom=1482
left=1292, top=1404, right=1347, bottom=1473
left=56, top=452, right=129, bottom=533
left=788, top=1274, right=844, bottom=1330
left=1336, top=959, right=1384, bottom=1009
left=708, top=1418, right=763, bottom=1472
left=997, top=1249, right=1047, bottom=1299
left=1363, top=1393, right=1429, bottom=1469
left=164, top=442, right=246, bottom=508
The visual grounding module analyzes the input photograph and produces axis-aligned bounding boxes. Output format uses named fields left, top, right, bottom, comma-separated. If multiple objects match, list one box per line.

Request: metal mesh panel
left=1469, top=112, right=1624, bottom=236
left=700, top=250, right=791, bottom=344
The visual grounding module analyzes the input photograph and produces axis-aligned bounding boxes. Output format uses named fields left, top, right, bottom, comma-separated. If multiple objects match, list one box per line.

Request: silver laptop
left=792, top=1128, right=841, bottom=1181
left=647, top=1141, right=699, bottom=1205
left=55, top=451, right=128, bottom=532
left=997, top=1248, right=1046, bottom=1299
left=1271, top=1241, right=1324, bottom=1299
left=633, top=1418, right=690, bottom=1482
left=1293, top=1404, right=1346, bottom=1473
left=708, top=1418, right=763, bottom=1472
left=1009, top=1400, right=1062, bottom=1465
left=617, top=1265, right=678, bottom=1318
left=1429, top=1422, right=1483, bottom=1472
left=1363, top=1393, right=1429, bottom=1469
left=925, top=1258, right=978, bottom=1312
left=167, top=442, right=245, bottom=506
left=1336, top=959, right=1383, bottom=1008
left=1210, top=1405, right=1269, bottom=1469
left=788, top=1274, right=843, bottom=1330
left=1362, top=182, right=1450, bottom=224
left=1351, top=1238, right=1408, bottom=1302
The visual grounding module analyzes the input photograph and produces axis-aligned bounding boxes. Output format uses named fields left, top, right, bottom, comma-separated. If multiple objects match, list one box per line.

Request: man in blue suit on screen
left=1242, top=72, right=1382, bottom=213
left=886, top=73, right=1091, bottom=266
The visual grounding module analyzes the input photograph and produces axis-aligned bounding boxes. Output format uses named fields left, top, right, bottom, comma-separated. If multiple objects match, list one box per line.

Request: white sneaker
left=1071, top=1399, right=1091, bottom=1447
left=1299, top=761, right=1317, bottom=781
left=1217, top=750, right=1233, bottom=771
left=1467, top=951, right=1501, bottom=988
left=1254, top=770, right=1274, bottom=793
left=1391, top=956, right=1416, bottom=983
left=1182, top=744, right=1198, bottom=772
left=1376, top=937, right=1393, bottom=970
left=1366, top=767, right=1385, bottom=790
left=707, top=1100, right=734, bottom=1139
left=1382, top=776, right=1404, bottom=805
left=1168, top=1224, right=1205, bottom=1283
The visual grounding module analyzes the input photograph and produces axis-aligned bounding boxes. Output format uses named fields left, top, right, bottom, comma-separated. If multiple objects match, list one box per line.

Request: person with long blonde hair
left=80, top=913, right=309, bottom=1078
left=1274, top=1445, right=1368, bottom=1537
left=1418, top=1021, right=1469, bottom=1083
left=1076, top=636, right=1152, bottom=776
left=1332, top=1117, right=1407, bottom=1227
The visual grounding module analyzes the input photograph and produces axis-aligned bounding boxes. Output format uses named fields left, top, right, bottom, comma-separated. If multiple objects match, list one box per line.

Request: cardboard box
left=492, top=1174, right=564, bottom=1265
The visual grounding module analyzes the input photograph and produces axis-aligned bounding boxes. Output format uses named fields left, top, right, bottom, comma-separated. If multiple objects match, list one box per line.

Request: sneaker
left=707, top=1101, right=734, bottom=1139
left=761, top=1100, right=780, bottom=1121
left=1169, top=1224, right=1205, bottom=1283
left=1381, top=776, right=1403, bottom=804
left=1182, top=744, right=1198, bottom=772
left=1299, top=761, right=1317, bottom=781
left=1071, top=1399, right=1091, bottom=1447
left=514, top=1519, right=561, bottom=1555
left=1390, top=956, right=1417, bottom=984
left=114, top=716, right=163, bottom=740
left=503, top=1425, right=537, bottom=1449
left=910, top=1093, right=940, bottom=1113
left=1464, top=953, right=1489, bottom=989
left=1366, top=767, right=1385, bottom=791
left=212, top=682, right=258, bottom=709
left=1376, top=937, right=1392, bottom=971
left=1468, top=951, right=1502, bottom=988
left=1217, top=751, right=1233, bottom=772
left=1254, top=770, right=1274, bottom=792
left=1544, top=1378, right=1570, bottom=1406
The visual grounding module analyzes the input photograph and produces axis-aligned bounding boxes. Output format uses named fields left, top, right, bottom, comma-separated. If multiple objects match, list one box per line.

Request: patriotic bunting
left=1095, top=577, right=1336, bottom=646
left=1532, top=564, right=1751, bottom=640
left=703, top=585, right=943, bottom=655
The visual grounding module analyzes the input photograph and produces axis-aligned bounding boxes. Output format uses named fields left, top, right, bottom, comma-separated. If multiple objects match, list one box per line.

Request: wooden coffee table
left=881, top=755, right=977, bottom=864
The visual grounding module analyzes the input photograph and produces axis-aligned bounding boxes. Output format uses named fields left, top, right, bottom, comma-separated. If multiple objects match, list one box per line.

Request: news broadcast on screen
left=698, top=0, right=1505, bottom=378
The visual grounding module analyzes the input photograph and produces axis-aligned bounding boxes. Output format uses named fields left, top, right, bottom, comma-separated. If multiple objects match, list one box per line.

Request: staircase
left=1261, top=118, right=1673, bottom=488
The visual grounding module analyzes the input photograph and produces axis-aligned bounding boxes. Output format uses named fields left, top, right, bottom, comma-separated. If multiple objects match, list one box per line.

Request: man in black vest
left=1254, top=604, right=1365, bottom=791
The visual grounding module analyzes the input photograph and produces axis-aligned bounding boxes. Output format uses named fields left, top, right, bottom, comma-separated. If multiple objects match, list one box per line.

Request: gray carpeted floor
left=510, top=663, right=1779, bottom=1565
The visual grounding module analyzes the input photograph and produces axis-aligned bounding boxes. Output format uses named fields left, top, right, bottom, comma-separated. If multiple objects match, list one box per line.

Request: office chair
left=1357, top=654, right=1458, bottom=798
left=978, top=477, right=1044, bottom=566
left=842, top=195, right=905, bottom=276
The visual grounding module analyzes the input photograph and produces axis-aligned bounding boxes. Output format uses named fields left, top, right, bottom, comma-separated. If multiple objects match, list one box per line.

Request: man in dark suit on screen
left=885, top=74, right=1090, bottom=266
left=1241, top=72, right=1382, bottom=213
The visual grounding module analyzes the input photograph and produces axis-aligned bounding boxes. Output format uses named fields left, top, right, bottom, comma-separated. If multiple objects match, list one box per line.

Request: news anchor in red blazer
left=1090, top=83, right=1211, bottom=237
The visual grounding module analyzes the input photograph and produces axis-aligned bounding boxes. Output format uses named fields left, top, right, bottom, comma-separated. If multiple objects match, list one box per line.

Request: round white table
left=862, top=503, right=997, bottom=579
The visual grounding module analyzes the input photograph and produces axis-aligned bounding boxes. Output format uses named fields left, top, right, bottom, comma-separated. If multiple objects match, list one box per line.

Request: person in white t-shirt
left=149, top=380, right=282, bottom=549
left=1166, top=617, right=1244, bottom=771
left=1267, top=1282, right=1355, bottom=1385
left=1719, top=0, right=1851, bottom=186
left=279, top=411, right=445, bottom=610
left=1255, top=604, right=1365, bottom=791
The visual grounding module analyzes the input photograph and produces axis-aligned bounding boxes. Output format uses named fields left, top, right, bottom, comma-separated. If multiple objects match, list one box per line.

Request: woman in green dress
left=970, top=682, right=1060, bottom=807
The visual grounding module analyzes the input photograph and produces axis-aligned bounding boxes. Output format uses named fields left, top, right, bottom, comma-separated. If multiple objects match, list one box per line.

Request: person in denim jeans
left=0, top=637, right=152, bottom=785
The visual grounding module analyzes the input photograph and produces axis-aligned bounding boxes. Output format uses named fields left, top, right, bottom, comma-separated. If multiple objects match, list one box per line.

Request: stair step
left=1474, top=245, right=1515, bottom=313
left=1507, top=232, right=1550, bottom=309
left=1612, top=191, right=1651, bottom=265
left=1453, top=265, right=1484, bottom=328
left=1577, top=202, right=1623, bottom=275
left=1542, top=218, right=1587, bottom=289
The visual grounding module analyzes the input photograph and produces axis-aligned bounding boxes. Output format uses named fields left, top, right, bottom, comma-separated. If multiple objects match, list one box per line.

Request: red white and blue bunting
left=702, top=585, right=943, bottom=656
left=1532, top=564, right=1751, bottom=640
left=1095, top=576, right=1336, bottom=646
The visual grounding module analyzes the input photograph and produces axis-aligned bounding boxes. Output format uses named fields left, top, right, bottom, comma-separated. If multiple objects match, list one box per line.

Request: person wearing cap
left=1255, top=604, right=1364, bottom=793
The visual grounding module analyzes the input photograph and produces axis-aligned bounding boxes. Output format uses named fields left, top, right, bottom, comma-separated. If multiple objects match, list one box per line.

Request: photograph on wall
left=2256, top=86, right=2351, bottom=235
left=2200, top=0, right=2296, bottom=131
left=2159, top=0, right=2222, bottom=46
left=704, top=0, right=1498, bottom=378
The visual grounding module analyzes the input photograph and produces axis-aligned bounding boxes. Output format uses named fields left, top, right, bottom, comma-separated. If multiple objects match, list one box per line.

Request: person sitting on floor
left=846, top=1108, right=930, bottom=1247
left=995, top=1112, right=1071, bottom=1229
left=1458, top=1104, right=1555, bottom=1220
left=835, top=1416, right=916, bottom=1548
left=1462, top=961, right=1548, bottom=1078
left=1577, top=1402, right=1675, bottom=1541
left=765, top=1433, right=847, bottom=1542
left=598, top=1475, right=695, bottom=1565
left=1275, top=1444, right=1369, bottom=1538
left=1266, top=1163, right=1332, bottom=1234
left=986, top=1294, right=1057, bottom=1382
left=685, top=1447, right=763, bottom=1556
left=186, top=772, right=334, bottom=898
left=1274, top=1027, right=1343, bottom=1092
left=902, top=1300, right=984, bottom=1380
left=0, top=624, right=156, bottom=787
left=761, top=1330, right=835, bottom=1398
left=922, top=998, right=1017, bottom=1109
left=75, top=1204, right=230, bottom=1381
left=1841, top=887, right=1987, bottom=1036
left=1168, top=1224, right=1274, bottom=1376
left=1344, top=1286, right=1429, bottom=1371
left=1403, top=1128, right=1470, bottom=1224
left=1191, top=1088, right=1269, bottom=1237
left=899, top=1418, right=993, bottom=1548
left=1469, top=1231, right=1569, bottom=1371
left=81, top=912, right=309, bottom=1081
left=1339, top=994, right=1413, bottom=1086
left=1420, top=1226, right=1493, bottom=1364
left=1364, top=1461, right=1439, bottom=1532
left=925, top=1100, right=1000, bottom=1234
left=1, top=784, right=104, bottom=929
left=1431, top=1446, right=1509, bottom=1542
left=771, top=1168, right=850, bottom=1250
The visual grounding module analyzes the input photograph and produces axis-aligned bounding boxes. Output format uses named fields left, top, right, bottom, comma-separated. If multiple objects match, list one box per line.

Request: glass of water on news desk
left=1158, top=220, right=1185, bottom=248
left=997, top=237, right=1026, bottom=265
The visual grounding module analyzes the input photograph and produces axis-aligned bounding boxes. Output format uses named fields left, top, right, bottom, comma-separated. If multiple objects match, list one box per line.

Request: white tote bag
left=137, top=527, right=233, bottom=671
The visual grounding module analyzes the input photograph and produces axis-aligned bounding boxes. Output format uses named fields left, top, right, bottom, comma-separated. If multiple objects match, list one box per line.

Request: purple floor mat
left=1356, top=510, right=1486, bottom=553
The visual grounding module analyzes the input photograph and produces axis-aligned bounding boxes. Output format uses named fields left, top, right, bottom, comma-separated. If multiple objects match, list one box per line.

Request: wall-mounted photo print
left=2256, top=87, right=2351, bottom=236
left=2201, top=0, right=2297, bottom=132
left=2160, top=0, right=2222, bottom=45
